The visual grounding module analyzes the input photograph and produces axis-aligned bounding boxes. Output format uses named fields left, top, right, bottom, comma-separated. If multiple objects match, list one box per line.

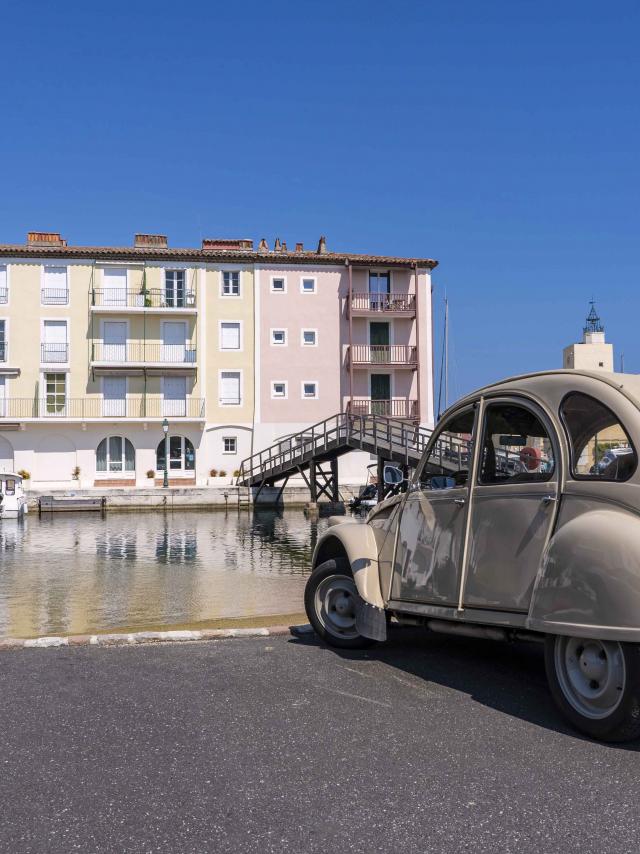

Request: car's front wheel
left=304, top=558, right=376, bottom=649
left=545, top=635, right=640, bottom=742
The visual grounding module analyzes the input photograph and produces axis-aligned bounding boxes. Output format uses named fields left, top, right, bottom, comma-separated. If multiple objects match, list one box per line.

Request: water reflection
left=0, top=509, right=330, bottom=638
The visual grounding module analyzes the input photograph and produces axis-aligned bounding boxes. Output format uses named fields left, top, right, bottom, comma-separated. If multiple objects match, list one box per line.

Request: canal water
left=0, top=509, right=334, bottom=638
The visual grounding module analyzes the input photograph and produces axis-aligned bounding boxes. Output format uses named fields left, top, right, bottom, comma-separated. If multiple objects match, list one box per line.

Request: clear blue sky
left=2, top=0, right=639, bottom=397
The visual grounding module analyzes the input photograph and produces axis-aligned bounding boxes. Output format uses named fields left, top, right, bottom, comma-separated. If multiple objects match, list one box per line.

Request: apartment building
left=0, top=232, right=437, bottom=488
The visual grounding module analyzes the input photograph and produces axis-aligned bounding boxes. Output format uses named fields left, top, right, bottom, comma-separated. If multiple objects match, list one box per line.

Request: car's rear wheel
left=545, top=635, right=640, bottom=742
left=304, top=558, right=376, bottom=649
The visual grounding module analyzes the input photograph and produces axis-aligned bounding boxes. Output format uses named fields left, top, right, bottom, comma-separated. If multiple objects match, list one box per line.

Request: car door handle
left=542, top=495, right=557, bottom=505
left=453, top=498, right=466, bottom=506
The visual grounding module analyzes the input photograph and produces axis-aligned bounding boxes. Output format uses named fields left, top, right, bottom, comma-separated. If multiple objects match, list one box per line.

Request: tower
left=563, top=301, right=614, bottom=372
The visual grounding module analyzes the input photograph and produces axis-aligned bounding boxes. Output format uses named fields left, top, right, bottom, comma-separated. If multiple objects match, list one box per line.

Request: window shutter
left=221, top=323, right=240, bottom=349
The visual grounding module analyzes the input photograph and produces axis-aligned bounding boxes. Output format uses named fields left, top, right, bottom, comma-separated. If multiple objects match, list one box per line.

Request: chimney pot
left=295, top=242, right=304, bottom=252
left=281, top=241, right=288, bottom=252
left=317, top=235, right=327, bottom=254
left=27, top=231, right=66, bottom=247
left=258, top=238, right=269, bottom=253
left=134, top=234, right=168, bottom=248
left=274, top=238, right=282, bottom=252
left=201, top=238, right=254, bottom=250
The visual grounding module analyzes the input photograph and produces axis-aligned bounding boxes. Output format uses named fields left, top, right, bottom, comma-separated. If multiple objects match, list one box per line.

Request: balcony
left=0, top=288, right=7, bottom=304
left=91, top=289, right=197, bottom=313
left=348, top=344, right=417, bottom=367
left=41, top=343, right=69, bottom=364
left=41, top=288, right=69, bottom=305
left=90, top=342, right=197, bottom=371
left=0, top=342, right=6, bottom=362
left=349, top=292, right=416, bottom=316
left=348, top=398, right=419, bottom=420
left=0, top=397, right=205, bottom=420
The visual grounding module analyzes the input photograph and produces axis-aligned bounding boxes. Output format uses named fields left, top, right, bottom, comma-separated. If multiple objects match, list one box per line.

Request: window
left=418, top=408, right=475, bottom=489
left=103, top=376, right=127, bottom=417
left=301, top=329, right=317, bottom=346
left=45, top=373, right=66, bottom=415
left=302, top=381, right=318, bottom=399
left=42, top=266, right=68, bottom=305
left=223, top=436, right=237, bottom=454
left=165, top=270, right=186, bottom=307
left=220, top=371, right=241, bottom=405
left=156, top=436, right=195, bottom=472
left=96, top=436, right=135, bottom=473
left=272, top=381, right=287, bottom=399
left=220, top=322, right=241, bottom=350
left=103, top=267, right=127, bottom=306
left=301, top=277, right=316, bottom=294
left=271, top=277, right=286, bottom=293
left=222, top=271, right=240, bottom=296
left=42, top=320, right=68, bottom=363
left=0, top=265, right=7, bottom=303
left=271, top=329, right=287, bottom=346
left=163, top=376, right=187, bottom=417
left=478, top=403, right=554, bottom=485
left=561, top=392, right=637, bottom=481
left=0, top=320, right=6, bottom=362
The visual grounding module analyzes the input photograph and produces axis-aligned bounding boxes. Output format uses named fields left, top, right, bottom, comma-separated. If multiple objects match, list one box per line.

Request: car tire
left=545, top=635, right=640, bottom=742
left=304, top=558, right=377, bottom=650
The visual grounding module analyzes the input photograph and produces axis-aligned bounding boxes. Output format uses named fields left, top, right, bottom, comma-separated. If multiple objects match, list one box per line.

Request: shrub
left=146, top=470, right=155, bottom=478
left=17, top=469, right=30, bottom=480
left=209, top=468, right=218, bottom=477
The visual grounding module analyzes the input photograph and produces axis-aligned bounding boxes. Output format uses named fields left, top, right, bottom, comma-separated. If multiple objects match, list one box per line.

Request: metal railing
left=350, top=292, right=416, bottom=313
left=91, top=342, right=197, bottom=364
left=348, top=345, right=417, bottom=365
left=0, top=288, right=8, bottom=304
left=0, top=397, right=205, bottom=419
left=91, top=288, right=197, bottom=309
left=0, top=342, right=6, bottom=362
left=41, top=288, right=69, bottom=305
left=348, top=398, right=419, bottom=419
left=41, top=343, right=69, bottom=363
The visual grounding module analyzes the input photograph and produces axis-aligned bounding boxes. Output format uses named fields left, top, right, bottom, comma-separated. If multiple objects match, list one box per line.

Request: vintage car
left=304, top=370, right=640, bottom=742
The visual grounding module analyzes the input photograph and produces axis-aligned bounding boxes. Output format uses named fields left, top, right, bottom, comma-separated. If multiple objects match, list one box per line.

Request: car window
left=561, top=392, right=637, bottom=481
left=478, top=403, right=555, bottom=485
left=418, top=408, right=475, bottom=489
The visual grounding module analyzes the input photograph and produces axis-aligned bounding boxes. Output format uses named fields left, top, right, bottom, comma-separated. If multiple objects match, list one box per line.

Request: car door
left=391, top=405, right=477, bottom=605
left=462, top=398, right=559, bottom=612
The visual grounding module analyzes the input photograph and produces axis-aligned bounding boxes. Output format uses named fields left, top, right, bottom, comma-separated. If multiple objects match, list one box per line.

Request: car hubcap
left=554, top=636, right=626, bottom=719
left=314, top=575, right=359, bottom=640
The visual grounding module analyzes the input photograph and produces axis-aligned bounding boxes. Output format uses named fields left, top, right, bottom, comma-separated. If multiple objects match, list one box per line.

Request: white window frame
left=270, top=328, right=287, bottom=346
left=301, top=380, right=319, bottom=399
left=41, top=264, right=69, bottom=307
left=42, top=370, right=68, bottom=416
left=270, top=275, right=287, bottom=294
left=0, top=264, right=9, bottom=305
left=300, top=276, right=317, bottom=294
left=218, top=369, right=243, bottom=406
left=301, top=328, right=318, bottom=347
left=271, top=380, right=288, bottom=399
left=222, top=436, right=237, bottom=454
left=0, top=317, right=8, bottom=363
left=40, top=318, right=70, bottom=365
left=221, top=270, right=241, bottom=298
left=95, top=435, right=136, bottom=476
left=219, top=320, right=243, bottom=351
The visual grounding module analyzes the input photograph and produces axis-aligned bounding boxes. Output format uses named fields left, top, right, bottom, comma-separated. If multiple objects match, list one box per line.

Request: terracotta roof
left=0, top=243, right=438, bottom=269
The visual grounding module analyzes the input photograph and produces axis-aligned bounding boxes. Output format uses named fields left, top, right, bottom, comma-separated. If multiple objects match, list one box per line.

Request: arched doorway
left=156, top=436, right=195, bottom=475
left=0, top=436, right=14, bottom=473
left=96, top=436, right=135, bottom=475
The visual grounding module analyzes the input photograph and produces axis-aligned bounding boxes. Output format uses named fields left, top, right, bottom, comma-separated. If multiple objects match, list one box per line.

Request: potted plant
left=72, top=466, right=81, bottom=481
left=17, top=469, right=30, bottom=481
left=146, top=469, right=155, bottom=480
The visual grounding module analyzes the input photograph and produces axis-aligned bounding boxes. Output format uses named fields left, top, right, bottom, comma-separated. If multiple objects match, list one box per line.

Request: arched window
left=97, top=437, right=135, bottom=473
left=156, top=436, right=195, bottom=472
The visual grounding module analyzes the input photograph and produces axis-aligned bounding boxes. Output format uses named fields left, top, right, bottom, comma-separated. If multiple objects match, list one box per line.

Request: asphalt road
left=1, top=629, right=640, bottom=854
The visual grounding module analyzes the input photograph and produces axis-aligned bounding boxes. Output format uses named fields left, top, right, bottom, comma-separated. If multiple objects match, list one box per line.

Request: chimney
left=295, top=242, right=304, bottom=252
left=258, top=238, right=269, bottom=253
left=274, top=238, right=282, bottom=252
left=281, top=241, right=288, bottom=252
left=201, top=238, right=253, bottom=250
left=317, top=235, right=327, bottom=254
left=134, top=234, right=168, bottom=248
left=27, top=231, right=67, bottom=247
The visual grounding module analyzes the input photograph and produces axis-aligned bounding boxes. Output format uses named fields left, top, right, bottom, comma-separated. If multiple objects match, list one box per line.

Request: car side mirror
left=383, top=465, right=404, bottom=485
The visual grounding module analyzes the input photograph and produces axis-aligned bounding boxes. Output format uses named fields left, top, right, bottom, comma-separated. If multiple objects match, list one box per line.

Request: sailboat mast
left=444, top=297, right=449, bottom=410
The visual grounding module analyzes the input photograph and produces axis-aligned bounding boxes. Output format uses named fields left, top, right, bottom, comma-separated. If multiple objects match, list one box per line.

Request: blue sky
left=2, top=0, right=639, bottom=397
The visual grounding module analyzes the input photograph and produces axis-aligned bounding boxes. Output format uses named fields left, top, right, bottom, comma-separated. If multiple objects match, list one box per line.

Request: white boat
left=0, top=472, right=28, bottom=518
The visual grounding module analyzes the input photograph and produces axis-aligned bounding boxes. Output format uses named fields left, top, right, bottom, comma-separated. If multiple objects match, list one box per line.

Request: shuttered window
left=220, top=322, right=241, bottom=350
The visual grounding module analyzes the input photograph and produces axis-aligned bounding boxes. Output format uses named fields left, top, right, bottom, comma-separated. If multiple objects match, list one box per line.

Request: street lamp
left=162, top=418, right=169, bottom=489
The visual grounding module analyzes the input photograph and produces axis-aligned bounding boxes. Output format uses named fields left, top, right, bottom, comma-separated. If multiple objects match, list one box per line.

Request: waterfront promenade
left=1, top=629, right=639, bottom=853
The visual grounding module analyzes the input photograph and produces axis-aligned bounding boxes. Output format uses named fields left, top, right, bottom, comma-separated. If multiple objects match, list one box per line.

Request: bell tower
left=563, top=301, right=614, bottom=372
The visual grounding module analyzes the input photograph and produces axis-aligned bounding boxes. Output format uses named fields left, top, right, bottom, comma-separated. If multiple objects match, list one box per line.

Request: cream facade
left=0, top=233, right=437, bottom=488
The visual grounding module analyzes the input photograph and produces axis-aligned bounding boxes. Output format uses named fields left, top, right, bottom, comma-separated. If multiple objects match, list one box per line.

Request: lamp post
left=162, top=418, right=169, bottom=489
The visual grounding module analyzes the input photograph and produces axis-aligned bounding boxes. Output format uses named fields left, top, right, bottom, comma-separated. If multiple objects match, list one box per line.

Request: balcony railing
left=348, top=398, right=419, bottom=420
left=91, top=288, right=197, bottom=309
left=348, top=345, right=417, bottom=366
left=0, top=342, right=6, bottom=362
left=91, top=342, right=197, bottom=364
left=0, top=288, right=7, bottom=304
left=41, top=288, right=69, bottom=305
left=349, top=292, right=416, bottom=313
left=41, top=343, right=69, bottom=363
left=0, top=397, right=205, bottom=419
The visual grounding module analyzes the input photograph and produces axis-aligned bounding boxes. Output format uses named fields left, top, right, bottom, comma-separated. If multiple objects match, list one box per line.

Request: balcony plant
left=146, top=470, right=155, bottom=479
left=72, top=466, right=81, bottom=480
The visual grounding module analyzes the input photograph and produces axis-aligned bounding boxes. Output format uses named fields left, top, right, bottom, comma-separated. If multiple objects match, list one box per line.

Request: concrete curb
left=0, top=624, right=312, bottom=651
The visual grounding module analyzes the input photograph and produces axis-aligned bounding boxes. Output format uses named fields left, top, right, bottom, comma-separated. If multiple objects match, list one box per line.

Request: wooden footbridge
left=236, top=414, right=444, bottom=504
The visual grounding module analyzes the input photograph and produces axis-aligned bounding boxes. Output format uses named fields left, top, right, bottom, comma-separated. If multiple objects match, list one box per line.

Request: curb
left=0, top=624, right=314, bottom=651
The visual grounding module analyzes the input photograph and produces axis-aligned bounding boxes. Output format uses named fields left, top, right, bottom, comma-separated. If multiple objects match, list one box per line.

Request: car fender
left=312, top=522, right=385, bottom=609
left=529, top=507, right=640, bottom=641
